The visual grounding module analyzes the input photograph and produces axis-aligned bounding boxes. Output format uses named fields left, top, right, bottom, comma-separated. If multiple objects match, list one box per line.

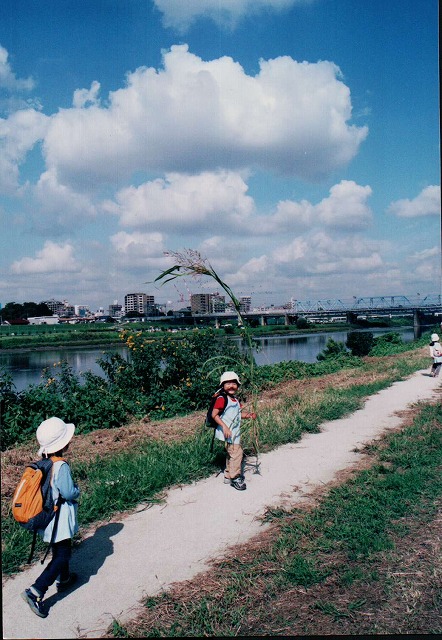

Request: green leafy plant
left=369, top=331, right=405, bottom=356
left=346, top=331, right=374, bottom=357
left=317, top=338, right=349, bottom=361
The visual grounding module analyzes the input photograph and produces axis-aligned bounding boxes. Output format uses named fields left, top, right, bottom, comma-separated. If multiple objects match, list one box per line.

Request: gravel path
left=2, top=369, right=440, bottom=639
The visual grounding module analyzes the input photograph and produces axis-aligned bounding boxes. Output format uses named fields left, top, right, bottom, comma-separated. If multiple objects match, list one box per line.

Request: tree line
left=0, top=301, right=52, bottom=322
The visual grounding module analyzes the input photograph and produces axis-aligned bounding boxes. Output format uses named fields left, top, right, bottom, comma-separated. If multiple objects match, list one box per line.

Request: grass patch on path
left=111, top=400, right=442, bottom=637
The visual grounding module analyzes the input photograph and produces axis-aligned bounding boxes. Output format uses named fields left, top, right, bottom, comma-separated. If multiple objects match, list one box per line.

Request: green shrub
left=369, top=332, right=405, bottom=356
left=317, top=338, right=349, bottom=361
left=0, top=330, right=249, bottom=449
left=346, top=331, right=374, bottom=357
left=296, top=316, right=309, bottom=330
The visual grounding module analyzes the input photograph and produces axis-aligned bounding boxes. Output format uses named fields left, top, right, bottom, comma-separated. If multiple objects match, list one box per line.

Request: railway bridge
left=201, top=294, right=442, bottom=330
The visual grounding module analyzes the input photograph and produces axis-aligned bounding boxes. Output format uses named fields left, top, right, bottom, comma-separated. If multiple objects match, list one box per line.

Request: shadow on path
left=44, top=522, right=124, bottom=611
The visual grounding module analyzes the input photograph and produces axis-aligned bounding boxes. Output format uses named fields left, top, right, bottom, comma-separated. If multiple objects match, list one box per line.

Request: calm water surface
left=1, top=327, right=415, bottom=393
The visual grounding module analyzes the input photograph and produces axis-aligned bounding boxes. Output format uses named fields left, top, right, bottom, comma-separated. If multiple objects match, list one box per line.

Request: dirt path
left=2, top=369, right=441, bottom=639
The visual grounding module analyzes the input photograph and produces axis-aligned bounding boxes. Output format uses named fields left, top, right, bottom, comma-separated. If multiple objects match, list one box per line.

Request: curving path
left=2, top=370, right=441, bottom=639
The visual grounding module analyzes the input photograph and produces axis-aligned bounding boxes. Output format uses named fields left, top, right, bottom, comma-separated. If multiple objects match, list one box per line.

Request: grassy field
left=111, top=399, right=441, bottom=637
left=0, top=322, right=123, bottom=349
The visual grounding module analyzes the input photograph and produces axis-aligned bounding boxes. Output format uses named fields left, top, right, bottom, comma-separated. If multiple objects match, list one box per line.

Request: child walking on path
left=21, top=417, right=80, bottom=618
left=429, top=333, right=442, bottom=378
left=211, top=371, right=256, bottom=491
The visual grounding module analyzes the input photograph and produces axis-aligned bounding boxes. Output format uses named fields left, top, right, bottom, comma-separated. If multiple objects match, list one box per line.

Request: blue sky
left=0, top=0, right=440, bottom=312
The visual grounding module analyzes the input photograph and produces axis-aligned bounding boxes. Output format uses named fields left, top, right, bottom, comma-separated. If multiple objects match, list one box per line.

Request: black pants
left=431, top=362, right=441, bottom=377
left=33, top=539, right=72, bottom=597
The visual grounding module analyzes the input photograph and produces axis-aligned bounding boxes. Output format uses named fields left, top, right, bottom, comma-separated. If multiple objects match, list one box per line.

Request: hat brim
left=38, top=423, right=75, bottom=456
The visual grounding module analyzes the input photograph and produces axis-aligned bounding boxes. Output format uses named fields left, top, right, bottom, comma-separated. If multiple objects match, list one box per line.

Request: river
left=0, top=327, right=416, bottom=393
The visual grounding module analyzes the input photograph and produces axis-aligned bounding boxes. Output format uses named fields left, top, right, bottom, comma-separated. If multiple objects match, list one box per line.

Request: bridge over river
left=194, top=293, right=442, bottom=328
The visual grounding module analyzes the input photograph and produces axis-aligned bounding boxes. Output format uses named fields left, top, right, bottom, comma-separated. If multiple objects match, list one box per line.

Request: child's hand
left=243, top=411, right=257, bottom=419
left=222, top=425, right=232, bottom=439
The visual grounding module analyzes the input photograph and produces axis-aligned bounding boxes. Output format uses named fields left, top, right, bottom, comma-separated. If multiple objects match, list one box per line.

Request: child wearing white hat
left=21, top=417, right=80, bottom=618
left=211, top=371, right=256, bottom=491
left=429, top=333, right=442, bottom=377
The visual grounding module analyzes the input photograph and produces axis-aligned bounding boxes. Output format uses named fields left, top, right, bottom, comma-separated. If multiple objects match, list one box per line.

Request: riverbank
left=1, top=325, right=419, bottom=395
left=0, top=318, right=414, bottom=351
left=2, top=352, right=440, bottom=638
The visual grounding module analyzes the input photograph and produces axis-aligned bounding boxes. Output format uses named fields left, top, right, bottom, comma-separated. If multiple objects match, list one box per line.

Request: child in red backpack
left=211, top=371, right=256, bottom=491
left=21, top=417, right=80, bottom=618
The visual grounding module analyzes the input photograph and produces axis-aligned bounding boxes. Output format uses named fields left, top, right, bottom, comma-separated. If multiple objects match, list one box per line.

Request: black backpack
left=205, top=389, right=228, bottom=451
left=205, top=389, right=228, bottom=428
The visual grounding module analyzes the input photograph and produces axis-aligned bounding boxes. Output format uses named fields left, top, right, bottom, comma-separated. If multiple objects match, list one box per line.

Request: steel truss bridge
left=287, top=293, right=442, bottom=315
left=200, top=293, right=442, bottom=328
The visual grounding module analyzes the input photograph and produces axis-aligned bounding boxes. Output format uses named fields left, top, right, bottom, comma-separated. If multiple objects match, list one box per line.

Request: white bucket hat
left=431, top=333, right=440, bottom=342
left=37, top=417, right=75, bottom=456
left=220, top=371, right=240, bottom=385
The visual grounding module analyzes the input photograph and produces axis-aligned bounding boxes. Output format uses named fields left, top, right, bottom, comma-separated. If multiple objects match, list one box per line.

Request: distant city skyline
left=1, top=1, right=440, bottom=310
left=2, top=289, right=440, bottom=318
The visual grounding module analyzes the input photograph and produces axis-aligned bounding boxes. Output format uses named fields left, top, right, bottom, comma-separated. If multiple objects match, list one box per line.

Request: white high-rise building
left=124, top=293, right=155, bottom=315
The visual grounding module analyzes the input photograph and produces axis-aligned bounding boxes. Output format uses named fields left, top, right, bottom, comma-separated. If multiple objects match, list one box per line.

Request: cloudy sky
left=0, top=0, right=440, bottom=312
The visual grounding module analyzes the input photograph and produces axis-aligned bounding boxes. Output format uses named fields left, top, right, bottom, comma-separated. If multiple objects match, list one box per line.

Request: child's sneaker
left=223, top=475, right=231, bottom=484
left=21, top=588, right=47, bottom=618
left=231, top=476, right=246, bottom=491
left=56, top=572, right=78, bottom=592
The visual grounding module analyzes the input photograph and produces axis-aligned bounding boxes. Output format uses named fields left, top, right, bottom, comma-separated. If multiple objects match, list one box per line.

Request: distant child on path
left=21, top=417, right=80, bottom=618
left=429, top=333, right=442, bottom=378
left=211, top=371, right=256, bottom=491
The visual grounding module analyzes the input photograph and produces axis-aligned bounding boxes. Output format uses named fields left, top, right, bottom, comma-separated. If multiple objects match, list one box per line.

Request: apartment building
left=108, top=303, right=124, bottom=318
left=124, top=293, right=155, bottom=315
left=41, top=299, right=75, bottom=316
left=191, top=293, right=226, bottom=314
left=40, top=299, right=64, bottom=315
left=239, top=296, right=252, bottom=313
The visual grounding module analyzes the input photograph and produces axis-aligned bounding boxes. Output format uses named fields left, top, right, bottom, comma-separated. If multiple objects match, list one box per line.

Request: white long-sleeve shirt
left=430, top=341, right=442, bottom=363
left=40, top=460, right=80, bottom=543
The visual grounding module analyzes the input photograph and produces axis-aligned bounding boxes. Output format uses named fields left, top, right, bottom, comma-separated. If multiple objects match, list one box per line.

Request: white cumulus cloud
left=315, top=180, right=372, bottom=229
left=34, top=168, right=97, bottom=223
left=0, top=108, right=49, bottom=193
left=153, top=0, right=304, bottom=32
left=0, top=45, right=34, bottom=92
left=73, top=81, right=101, bottom=109
left=10, top=241, right=79, bottom=274
left=388, top=185, right=441, bottom=218
left=107, top=171, right=254, bottom=231
left=42, top=45, right=367, bottom=187
left=110, top=230, right=168, bottom=269
left=274, top=231, right=383, bottom=276
left=236, top=179, right=373, bottom=236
